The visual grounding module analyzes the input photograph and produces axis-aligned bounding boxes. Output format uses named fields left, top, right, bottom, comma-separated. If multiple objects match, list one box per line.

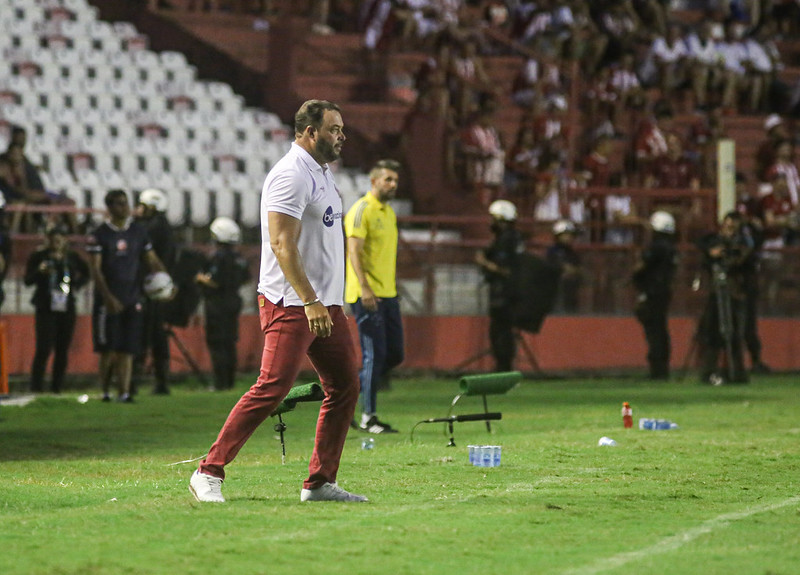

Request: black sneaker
left=360, top=416, right=398, bottom=434
left=751, top=361, right=772, bottom=374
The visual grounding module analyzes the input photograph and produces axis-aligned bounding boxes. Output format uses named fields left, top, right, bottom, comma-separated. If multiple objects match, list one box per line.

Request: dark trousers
left=743, top=288, right=762, bottom=364
left=30, top=308, right=76, bottom=393
left=635, top=300, right=671, bottom=379
left=138, top=300, right=170, bottom=392
left=351, top=297, right=404, bottom=415
left=489, top=307, right=515, bottom=372
left=207, top=338, right=237, bottom=390
left=699, top=292, right=747, bottom=382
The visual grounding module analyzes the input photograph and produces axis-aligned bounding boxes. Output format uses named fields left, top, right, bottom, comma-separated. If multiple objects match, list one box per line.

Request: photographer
left=23, top=225, right=90, bottom=393
left=696, top=211, right=752, bottom=384
left=475, top=200, right=525, bottom=371
left=632, top=211, right=677, bottom=380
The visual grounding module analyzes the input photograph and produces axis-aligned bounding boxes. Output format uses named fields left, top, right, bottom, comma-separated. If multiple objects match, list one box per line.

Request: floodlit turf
left=2, top=375, right=799, bottom=575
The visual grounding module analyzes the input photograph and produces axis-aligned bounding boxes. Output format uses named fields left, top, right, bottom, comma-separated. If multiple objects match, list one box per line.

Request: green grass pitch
left=2, top=375, right=799, bottom=575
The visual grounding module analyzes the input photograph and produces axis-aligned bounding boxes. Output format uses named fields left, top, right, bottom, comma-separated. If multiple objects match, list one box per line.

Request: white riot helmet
left=138, top=188, right=168, bottom=212
left=650, top=211, right=676, bottom=234
left=210, top=216, right=242, bottom=244
left=552, top=219, right=577, bottom=236
left=488, top=199, right=517, bottom=221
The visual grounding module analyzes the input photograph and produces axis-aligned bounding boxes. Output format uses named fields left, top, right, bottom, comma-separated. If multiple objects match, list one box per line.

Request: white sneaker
left=189, top=470, right=225, bottom=503
left=300, top=482, right=368, bottom=502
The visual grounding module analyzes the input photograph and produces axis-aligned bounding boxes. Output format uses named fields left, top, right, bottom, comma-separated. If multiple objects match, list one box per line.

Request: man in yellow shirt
left=344, top=159, right=404, bottom=433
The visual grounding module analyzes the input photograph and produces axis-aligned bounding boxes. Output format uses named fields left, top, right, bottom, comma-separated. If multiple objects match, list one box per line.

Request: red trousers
left=199, top=296, right=359, bottom=489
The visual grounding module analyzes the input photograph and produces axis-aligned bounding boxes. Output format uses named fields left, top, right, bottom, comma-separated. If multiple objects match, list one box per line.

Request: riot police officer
left=196, top=217, right=251, bottom=390
left=475, top=200, right=525, bottom=371
left=134, top=188, right=176, bottom=395
left=632, top=211, right=678, bottom=380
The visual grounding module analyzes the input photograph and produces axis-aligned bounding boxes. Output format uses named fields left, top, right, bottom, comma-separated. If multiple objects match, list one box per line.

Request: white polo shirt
left=258, top=142, right=345, bottom=307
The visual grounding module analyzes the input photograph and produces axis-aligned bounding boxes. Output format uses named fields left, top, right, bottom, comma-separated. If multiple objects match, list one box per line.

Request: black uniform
left=739, top=222, right=766, bottom=369
left=0, top=210, right=10, bottom=311
left=86, top=219, right=152, bottom=355
left=696, top=231, right=750, bottom=383
left=24, top=246, right=90, bottom=392
left=481, top=224, right=525, bottom=372
left=632, top=232, right=677, bottom=379
left=137, top=212, right=176, bottom=394
left=546, top=241, right=581, bottom=312
left=201, top=244, right=250, bottom=390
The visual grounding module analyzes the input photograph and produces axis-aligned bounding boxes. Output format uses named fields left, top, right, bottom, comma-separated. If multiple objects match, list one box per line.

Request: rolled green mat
left=272, top=382, right=325, bottom=416
left=459, top=371, right=521, bottom=396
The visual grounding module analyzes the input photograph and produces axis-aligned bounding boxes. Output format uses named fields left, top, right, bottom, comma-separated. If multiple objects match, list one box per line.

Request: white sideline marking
left=564, top=496, right=800, bottom=575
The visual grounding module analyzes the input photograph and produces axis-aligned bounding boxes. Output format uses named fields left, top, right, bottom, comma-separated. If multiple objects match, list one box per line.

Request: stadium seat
left=188, top=188, right=211, bottom=226
left=239, top=189, right=261, bottom=227
left=165, top=188, right=186, bottom=226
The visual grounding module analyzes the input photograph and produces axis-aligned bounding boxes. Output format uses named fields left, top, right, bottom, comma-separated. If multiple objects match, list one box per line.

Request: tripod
left=454, top=329, right=541, bottom=373
left=682, top=265, right=743, bottom=383
left=164, top=325, right=210, bottom=386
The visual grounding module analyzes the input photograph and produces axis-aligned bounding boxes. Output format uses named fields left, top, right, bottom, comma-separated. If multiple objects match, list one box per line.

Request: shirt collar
left=107, top=217, right=133, bottom=232
left=292, top=142, right=329, bottom=176
left=365, top=191, right=386, bottom=208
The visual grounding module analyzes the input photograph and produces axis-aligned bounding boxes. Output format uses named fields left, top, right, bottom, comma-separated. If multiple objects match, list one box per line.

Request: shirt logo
left=323, top=205, right=342, bottom=228
left=116, top=239, right=128, bottom=254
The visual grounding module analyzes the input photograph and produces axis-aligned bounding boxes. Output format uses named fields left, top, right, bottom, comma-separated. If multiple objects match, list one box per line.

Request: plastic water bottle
left=638, top=418, right=679, bottom=430
left=622, top=402, right=633, bottom=428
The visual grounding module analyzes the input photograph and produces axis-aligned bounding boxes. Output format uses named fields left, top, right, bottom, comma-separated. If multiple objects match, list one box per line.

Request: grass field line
left=562, top=495, right=800, bottom=574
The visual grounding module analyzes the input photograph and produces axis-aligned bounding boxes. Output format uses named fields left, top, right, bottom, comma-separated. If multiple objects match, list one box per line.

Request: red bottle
left=622, top=402, right=633, bottom=428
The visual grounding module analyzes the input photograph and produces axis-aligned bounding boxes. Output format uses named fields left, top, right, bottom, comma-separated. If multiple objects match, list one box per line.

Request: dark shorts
left=92, top=301, right=144, bottom=355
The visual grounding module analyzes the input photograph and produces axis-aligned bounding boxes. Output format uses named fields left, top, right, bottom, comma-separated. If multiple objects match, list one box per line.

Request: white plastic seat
left=215, top=189, right=237, bottom=219
left=113, top=21, right=139, bottom=39
left=128, top=171, right=156, bottom=192
left=165, top=188, right=186, bottom=226
left=99, top=169, right=126, bottom=189
left=58, top=19, right=86, bottom=39
left=87, top=20, right=114, bottom=40
left=93, top=152, right=115, bottom=173
left=188, top=188, right=211, bottom=226
left=95, top=34, right=122, bottom=54
left=239, top=189, right=261, bottom=227
left=160, top=51, right=188, bottom=69
left=74, top=168, right=102, bottom=189
left=115, top=152, right=138, bottom=176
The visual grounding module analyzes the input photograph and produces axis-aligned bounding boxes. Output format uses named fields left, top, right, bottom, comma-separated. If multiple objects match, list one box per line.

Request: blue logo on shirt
left=323, top=205, right=342, bottom=228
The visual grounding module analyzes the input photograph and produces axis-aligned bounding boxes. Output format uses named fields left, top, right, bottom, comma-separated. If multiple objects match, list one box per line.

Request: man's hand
left=105, top=294, right=124, bottom=315
left=305, top=301, right=333, bottom=337
left=360, top=284, right=379, bottom=312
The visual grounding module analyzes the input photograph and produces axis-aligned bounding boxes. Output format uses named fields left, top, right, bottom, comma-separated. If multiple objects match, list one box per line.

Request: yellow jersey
left=344, top=192, right=398, bottom=303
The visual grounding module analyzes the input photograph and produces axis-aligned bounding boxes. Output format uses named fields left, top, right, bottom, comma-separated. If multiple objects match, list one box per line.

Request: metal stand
left=164, top=326, right=210, bottom=386
left=454, top=330, right=541, bottom=373
left=274, top=415, right=287, bottom=465
left=410, top=412, right=503, bottom=447
left=712, top=264, right=736, bottom=382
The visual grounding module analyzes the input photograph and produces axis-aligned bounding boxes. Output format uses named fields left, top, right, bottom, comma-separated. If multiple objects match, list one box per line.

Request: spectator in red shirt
left=755, top=115, right=791, bottom=182
left=647, top=132, right=700, bottom=190
left=764, top=139, right=800, bottom=206
left=760, top=172, right=798, bottom=248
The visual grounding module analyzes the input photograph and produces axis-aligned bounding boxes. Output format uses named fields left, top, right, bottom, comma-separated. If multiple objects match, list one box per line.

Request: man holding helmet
left=546, top=219, right=582, bottom=313
left=195, top=217, right=251, bottom=390
left=134, top=188, right=176, bottom=395
left=632, top=210, right=678, bottom=380
left=475, top=199, right=524, bottom=371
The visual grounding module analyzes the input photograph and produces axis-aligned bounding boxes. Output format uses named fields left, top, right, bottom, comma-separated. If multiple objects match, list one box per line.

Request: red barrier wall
left=3, top=314, right=800, bottom=377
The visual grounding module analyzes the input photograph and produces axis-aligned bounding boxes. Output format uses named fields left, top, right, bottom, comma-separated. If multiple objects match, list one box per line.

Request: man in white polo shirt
left=189, top=100, right=367, bottom=503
